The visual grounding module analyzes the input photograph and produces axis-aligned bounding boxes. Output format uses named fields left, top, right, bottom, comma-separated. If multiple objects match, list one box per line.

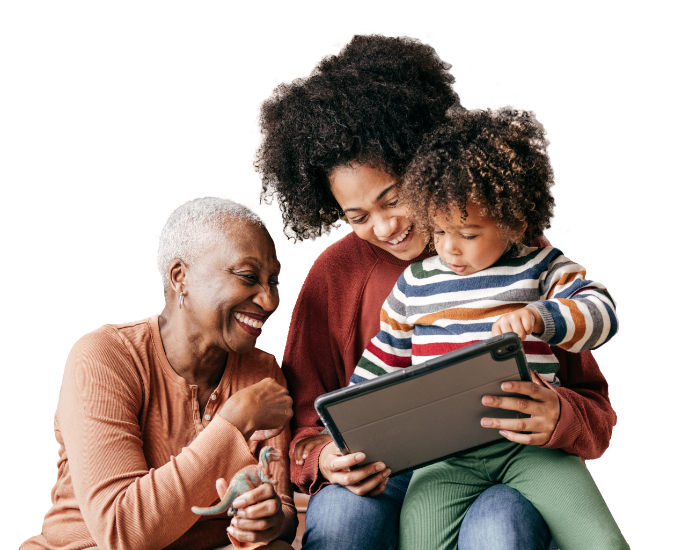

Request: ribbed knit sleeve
left=530, top=251, right=618, bottom=352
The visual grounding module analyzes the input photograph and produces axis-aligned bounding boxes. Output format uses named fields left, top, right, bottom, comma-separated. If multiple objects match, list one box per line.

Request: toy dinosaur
left=191, top=446, right=281, bottom=517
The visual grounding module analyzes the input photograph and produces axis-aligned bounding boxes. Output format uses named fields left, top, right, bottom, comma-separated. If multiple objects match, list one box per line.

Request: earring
left=179, top=292, right=185, bottom=309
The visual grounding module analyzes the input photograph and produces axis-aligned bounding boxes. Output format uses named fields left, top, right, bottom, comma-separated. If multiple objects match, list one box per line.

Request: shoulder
left=66, top=319, right=153, bottom=377
left=63, top=320, right=151, bottom=399
left=298, top=232, right=380, bottom=305
left=308, top=232, right=376, bottom=277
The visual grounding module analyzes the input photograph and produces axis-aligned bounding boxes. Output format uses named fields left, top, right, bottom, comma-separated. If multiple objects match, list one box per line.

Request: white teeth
left=234, top=312, right=263, bottom=329
left=388, top=225, right=412, bottom=245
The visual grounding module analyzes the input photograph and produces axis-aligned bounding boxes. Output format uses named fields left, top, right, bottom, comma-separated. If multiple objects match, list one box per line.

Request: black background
left=19, top=19, right=628, bottom=540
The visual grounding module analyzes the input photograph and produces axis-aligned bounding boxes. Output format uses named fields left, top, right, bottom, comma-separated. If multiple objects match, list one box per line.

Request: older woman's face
left=182, top=222, right=280, bottom=354
left=329, top=163, right=428, bottom=261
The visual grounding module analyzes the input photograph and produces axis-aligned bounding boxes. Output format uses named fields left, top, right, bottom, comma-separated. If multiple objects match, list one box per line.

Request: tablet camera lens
left=507, top=344, right=516, bottom=352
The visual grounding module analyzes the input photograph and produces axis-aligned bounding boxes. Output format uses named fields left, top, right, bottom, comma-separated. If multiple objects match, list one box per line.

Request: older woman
left=22, top=198, right=297, bottom=550
left=256, top=35, right=616, bottom=550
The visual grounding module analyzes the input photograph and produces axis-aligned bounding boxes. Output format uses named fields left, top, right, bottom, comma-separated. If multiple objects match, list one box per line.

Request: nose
left=441, top=234, right=462, bottom=257
left=252, top=284, right=279, bottom=313
left=372, top=213, right=398, bottom=240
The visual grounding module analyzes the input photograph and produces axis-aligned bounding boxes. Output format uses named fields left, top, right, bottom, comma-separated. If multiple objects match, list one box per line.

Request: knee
left=303, top=485, right=400, bottom=550
left=459, top=484, right=553, bottom=550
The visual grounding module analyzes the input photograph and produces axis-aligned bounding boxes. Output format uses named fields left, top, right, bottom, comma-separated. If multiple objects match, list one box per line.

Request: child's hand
left=293, top=434, right=332, bottom=465
left=492, top=306, right=544, bottom=341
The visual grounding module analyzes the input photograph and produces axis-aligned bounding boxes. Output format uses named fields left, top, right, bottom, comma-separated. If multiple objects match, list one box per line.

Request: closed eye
left=461, top=235, right=477, bottom=240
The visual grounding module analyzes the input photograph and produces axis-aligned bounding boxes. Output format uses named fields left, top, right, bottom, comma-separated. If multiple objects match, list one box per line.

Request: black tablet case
left=314, top=333, right=531, bottom=476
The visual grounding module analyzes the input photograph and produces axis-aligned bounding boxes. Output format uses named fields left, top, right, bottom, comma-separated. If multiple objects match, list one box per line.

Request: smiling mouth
left=387, top=224, right=413, bottom=245
left=234, top=311, right=265, bottom=330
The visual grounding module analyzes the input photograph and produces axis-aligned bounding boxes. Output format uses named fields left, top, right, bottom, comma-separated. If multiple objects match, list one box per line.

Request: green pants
left=399, top=441, right=628, bottom=550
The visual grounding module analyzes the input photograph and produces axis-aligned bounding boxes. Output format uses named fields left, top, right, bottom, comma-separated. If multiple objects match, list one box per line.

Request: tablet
left=314, top=332, right=531, bottom=477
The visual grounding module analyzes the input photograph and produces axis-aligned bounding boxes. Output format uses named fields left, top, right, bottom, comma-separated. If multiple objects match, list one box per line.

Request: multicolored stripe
left=351, top=246, right=617, bottom=385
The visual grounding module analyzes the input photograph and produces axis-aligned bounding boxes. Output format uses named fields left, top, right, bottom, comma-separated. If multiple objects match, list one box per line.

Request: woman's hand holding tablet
left=319, top=443, right=391, bottom=496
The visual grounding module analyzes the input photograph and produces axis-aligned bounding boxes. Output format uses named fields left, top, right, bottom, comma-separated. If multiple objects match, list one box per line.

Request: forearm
left=530, top=290, right=618, bottom=352
left=64, top=405, right=256, bottom=549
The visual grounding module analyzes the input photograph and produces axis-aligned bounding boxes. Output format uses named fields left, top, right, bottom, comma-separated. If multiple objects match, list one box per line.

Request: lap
left=401, top=441, right=627, bottom=550
left=302, top=472, right=412, bottom=550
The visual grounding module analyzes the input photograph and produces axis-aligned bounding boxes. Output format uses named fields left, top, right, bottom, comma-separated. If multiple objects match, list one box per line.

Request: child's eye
left=461, top=235, right=476, bottom=240
left=434, top=230, right=445, bottom=235
left=350, top=215, right=367, bottom=224
left=387, top=199, right=399, bottom=207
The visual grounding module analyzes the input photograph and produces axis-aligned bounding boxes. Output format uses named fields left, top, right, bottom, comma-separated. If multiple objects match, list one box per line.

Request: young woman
left=256, top=35, right=616, bottom=550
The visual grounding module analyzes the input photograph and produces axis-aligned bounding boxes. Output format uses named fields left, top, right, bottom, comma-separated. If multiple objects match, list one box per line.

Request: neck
left=158, top=306, right=228, bottom=389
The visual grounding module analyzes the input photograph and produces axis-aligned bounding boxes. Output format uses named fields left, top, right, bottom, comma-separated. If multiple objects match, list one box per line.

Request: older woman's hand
left=293, top=434, right=332, bottom=465
left=480, top=375, right=561, bottom=446
left=319, top=442, right=390, bottom=496
left=219, top=378, right=293, bottom=440
left=220, top=478, right=285, bottom=545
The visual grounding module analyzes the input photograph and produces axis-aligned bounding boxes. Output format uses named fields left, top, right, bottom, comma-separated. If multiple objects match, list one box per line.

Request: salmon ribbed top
left=22, top=315, right=296, bottom=550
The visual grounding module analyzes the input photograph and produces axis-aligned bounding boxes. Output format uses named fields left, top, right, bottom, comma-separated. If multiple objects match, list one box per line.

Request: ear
left=168, top=260, right=187, bottom=297
left=512, top=221, right=528, bottom=241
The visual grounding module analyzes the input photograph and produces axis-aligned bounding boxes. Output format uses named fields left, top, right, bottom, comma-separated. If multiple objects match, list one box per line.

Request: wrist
left=526, top=306, right=545, bottom=334
left=218, top=401, right=255, bottom=440
left=318, top=442, right=334, bottom=482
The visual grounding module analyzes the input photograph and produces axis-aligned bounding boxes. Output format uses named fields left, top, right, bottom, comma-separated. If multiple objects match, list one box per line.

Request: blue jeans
left=302, top=475, right=556, bottom=550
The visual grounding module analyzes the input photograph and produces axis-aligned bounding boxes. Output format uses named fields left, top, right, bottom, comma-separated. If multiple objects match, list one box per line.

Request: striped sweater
left=351, top=246, right=618, bottom=384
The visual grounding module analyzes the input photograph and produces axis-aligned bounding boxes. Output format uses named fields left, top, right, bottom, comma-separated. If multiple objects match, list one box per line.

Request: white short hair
left=157, top=197, right=265, bottom=292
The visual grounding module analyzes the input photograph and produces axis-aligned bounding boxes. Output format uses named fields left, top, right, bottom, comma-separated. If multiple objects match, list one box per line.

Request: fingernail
left=481, top=418, right=492, bottom=427
left=232, top=498, right=244, bottom=508
left=499, top=430, right=508, bottom=437
left=296, top=460, right=301, bottom=465
left=502, top=382, right=513, bottom=390
left=483, top=396, right=494, bottom=404
left=383, top=469, right=391, bottom=478
left=375, top=463, right=385, bottom=471
left=303, top=453, right=308, bottom=459
left=227, top=527, right=234, bottom=534
left=355, top=453, right=365, bottom=461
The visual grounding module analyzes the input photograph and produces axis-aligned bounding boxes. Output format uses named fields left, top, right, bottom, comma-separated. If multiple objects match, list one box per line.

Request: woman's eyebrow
left=343, top=184, right=398, bottom=213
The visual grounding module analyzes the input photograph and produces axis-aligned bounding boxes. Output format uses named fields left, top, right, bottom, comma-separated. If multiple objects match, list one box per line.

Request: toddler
left=350, top=108, right=628, bottom=550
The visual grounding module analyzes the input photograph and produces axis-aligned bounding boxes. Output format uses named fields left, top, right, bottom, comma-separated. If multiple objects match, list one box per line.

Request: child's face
left=432, top=202, right=521, bottom=276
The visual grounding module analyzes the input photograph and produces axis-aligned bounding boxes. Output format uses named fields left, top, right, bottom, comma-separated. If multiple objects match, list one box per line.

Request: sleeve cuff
left=529, top=302, right=556, bottom=342
left=303, top=442, right=332, bottom=496
left=533, top=371, right=582, bottom=452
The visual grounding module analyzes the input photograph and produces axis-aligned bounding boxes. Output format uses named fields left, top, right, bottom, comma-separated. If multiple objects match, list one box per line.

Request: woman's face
left=329, top=164, right=428, bottom=261
left=181, top=222, right=280, bottom=354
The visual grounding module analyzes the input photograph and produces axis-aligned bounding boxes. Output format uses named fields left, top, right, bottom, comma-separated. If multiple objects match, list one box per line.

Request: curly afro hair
left=401, top=108, right=555, bottom=247
left=255, top=34, right=461, bottom=240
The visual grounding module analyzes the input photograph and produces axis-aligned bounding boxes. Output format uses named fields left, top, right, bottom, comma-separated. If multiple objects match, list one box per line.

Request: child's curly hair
left=255, top=34, right=461, bottom=241
left=401, top=108, right=555, bottom=247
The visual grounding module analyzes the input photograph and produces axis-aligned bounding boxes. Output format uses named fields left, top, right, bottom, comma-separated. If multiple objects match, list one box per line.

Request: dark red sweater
left=282, top=232, right=617, bottom=495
